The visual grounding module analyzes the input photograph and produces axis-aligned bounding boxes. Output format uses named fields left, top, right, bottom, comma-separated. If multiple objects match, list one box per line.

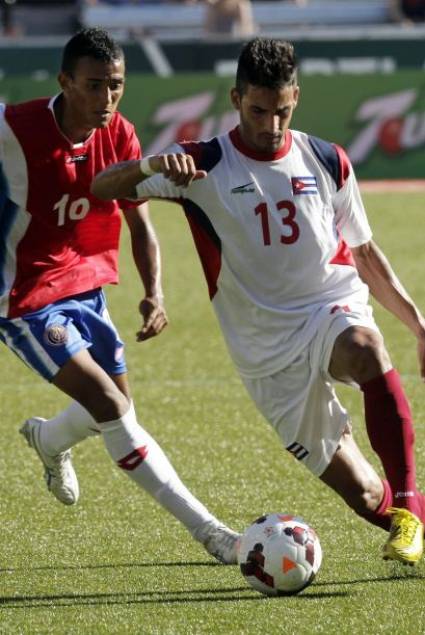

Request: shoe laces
left=48, top=450, right=72, bottom=478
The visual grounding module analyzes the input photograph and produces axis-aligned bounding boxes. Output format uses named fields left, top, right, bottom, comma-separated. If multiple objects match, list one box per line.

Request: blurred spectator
left=17, top=0, right=75, bottom=3
left=1, top=0, right=18, bottom=36
left=1, top=0, right=78, bottom=36
left=83, top=1, right=169, bottom=4
left=389, top=0, right=425, bottom=23
left=198, top=0, right=255, bottom=36
left=84, top=0, right=141, bottom=4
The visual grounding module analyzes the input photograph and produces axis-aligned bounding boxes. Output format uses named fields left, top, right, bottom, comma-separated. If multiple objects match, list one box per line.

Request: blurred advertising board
left=0, top=37, right=423, bottom=75
left=1, top=71, right=423, bottom=179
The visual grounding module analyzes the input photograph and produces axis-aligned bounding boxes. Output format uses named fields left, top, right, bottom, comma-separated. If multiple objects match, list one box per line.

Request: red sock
left=358, top=481, right=425, bottom=530
left=361, top=369, right=421, bottom=518
left=419, top=491, right=425, bottom=523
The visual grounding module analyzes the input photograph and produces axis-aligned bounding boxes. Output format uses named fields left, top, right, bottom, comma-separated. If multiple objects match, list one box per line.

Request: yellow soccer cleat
left=383, top=507, right=424, bottom=566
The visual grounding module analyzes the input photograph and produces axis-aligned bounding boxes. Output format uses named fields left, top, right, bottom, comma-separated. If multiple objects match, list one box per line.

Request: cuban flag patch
left=291, top=175, right=318, bottom=195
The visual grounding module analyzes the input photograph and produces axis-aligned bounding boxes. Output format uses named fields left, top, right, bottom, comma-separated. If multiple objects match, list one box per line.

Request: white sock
left=39, top=401, right=100, bottom=456
left=100, top=403, right=218, bottom=534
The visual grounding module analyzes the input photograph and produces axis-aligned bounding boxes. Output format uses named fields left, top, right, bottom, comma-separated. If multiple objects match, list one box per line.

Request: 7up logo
left=347, top=89, right=425, bottom=164
left=145, top=91, right=238, bottom=155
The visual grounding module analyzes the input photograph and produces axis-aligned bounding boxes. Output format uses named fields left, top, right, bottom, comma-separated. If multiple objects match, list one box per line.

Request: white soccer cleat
left=194, top=522, right=240, bottom=564
left=20, top=417, right=79, bottom=506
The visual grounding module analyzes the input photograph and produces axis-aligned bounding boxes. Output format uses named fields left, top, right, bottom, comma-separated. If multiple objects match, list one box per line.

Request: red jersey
left=0, top=96, right=141, bottom=318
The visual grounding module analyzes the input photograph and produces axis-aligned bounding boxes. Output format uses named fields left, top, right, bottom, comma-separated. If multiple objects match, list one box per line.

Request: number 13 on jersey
left=255, top=200, right=300, bottom=246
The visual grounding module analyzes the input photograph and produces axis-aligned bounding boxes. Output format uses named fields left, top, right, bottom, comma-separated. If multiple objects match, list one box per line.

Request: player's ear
left=58, top=71, right=72, bottom=92
left=230, top=88, right=241, bottom=111
left=293, top=85, right=300, bottom=109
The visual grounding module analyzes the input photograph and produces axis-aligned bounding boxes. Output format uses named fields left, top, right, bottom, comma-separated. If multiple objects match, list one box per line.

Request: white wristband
left=139, top=156, right=155, bottom=177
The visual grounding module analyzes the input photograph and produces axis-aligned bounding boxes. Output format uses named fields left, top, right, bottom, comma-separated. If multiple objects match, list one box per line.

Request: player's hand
left=150, top=153, right=207, bottom=187
left=137, top=296, right=168, bottom=341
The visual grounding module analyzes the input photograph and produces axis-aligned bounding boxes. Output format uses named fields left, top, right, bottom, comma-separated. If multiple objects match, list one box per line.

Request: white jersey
left=136, top=127, right=372, bottom=378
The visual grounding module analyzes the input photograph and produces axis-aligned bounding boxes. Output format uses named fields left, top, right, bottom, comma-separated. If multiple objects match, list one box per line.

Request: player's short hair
left=235, top=38, right=297, bottom=95
left=61, top=28, right=124, bottom=75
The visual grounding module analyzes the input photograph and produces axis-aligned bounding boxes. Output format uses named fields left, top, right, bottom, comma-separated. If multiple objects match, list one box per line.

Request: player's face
left=59, top=55, right=125, bottom=133
left=231, top=83, right=299, bottom=154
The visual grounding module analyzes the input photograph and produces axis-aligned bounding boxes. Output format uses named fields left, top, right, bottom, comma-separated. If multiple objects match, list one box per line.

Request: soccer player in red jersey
left=0, top=28, right=238, bottom=564
left=92, top=37, right=425, bottom=565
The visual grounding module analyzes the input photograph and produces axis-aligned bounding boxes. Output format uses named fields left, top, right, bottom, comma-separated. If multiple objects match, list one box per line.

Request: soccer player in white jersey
left=0, top=28, right=239, bottom=564
left=92, top=37, right=425, bottom=565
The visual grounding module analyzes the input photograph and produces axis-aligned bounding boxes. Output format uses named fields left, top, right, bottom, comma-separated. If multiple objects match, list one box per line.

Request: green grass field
left=1, top=192, right=425, bottom=634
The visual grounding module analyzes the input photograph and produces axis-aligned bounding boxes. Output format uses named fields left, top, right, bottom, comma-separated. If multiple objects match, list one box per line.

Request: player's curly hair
left=235, top=38, right=297, bottom=94
left=61, top=28, right=124, bottom=75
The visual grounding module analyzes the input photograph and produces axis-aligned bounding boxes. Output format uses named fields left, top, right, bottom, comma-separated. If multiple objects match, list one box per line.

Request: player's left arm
left=122, top=203, right=168, bottom=342
left=352, top=240, right=425, bottom=381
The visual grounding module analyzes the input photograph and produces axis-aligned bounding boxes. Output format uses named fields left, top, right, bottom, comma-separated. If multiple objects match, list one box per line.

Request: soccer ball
left=237, top=513, right=322, bottom=596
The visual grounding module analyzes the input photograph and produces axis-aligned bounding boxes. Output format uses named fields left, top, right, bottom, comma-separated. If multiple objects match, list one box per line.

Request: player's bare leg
left=23, top=349, right=239, bottom=563
left=22, top=372, right=131, bottom=460
left=320, top=428, right=388, bottom=526
left=329, top=326, right=424, bottom=564
left=320, top=430, right=423, bottom=564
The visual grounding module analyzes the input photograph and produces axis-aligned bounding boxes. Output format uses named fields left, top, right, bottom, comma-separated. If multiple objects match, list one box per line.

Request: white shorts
left=241, top=303, right=380, bottom=476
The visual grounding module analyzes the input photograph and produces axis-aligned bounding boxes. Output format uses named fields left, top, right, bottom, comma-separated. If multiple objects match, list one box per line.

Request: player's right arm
left=122, top=203, right=168, bottom=342
left=91, top=153, right=207, bottom=201
left=352, top=239, right=425, bottom=382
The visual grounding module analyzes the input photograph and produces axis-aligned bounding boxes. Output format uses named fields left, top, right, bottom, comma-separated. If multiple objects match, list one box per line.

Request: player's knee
left=86, top=389, right=130, bottom=423
left=344, top=329, right=390, bottom=383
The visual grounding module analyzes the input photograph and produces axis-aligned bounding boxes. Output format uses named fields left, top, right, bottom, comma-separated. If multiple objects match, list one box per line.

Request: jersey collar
left=229, top=126, right=292, bottom=161
left=48, top=93, right=95, bottom=148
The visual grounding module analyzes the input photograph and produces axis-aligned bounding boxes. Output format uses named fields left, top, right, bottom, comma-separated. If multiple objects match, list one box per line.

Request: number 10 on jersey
left=53, top=194, right=90, bottom=226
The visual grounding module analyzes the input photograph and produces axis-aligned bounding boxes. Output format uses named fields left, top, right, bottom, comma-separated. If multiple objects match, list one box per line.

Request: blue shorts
left=0, top=289, right=127, bottom=381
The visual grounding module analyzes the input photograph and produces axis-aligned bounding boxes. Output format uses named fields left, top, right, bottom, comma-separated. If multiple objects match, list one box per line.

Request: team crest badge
left=44, top=324, right=68, bottom=346
left=114, top=344, right=124, bottom=362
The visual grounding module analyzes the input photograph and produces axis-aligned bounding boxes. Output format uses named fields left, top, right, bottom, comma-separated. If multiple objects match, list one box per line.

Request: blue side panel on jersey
left=0, top=163, right=18, bottom=295
left=180, top=138, right=222, bottom=174
left=182, top=199, right=221, bottom=250
left=308, top=135, right=340, bottom=188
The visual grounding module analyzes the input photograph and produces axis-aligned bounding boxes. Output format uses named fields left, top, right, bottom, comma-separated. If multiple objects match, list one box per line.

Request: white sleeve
left=333, top=171, right=372, bottom=247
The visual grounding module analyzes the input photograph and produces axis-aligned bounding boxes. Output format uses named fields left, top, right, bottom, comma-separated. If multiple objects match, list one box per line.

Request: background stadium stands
left=0, top=0, right=399, bottom=38
left=80, top=0, right=392, bottom=38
